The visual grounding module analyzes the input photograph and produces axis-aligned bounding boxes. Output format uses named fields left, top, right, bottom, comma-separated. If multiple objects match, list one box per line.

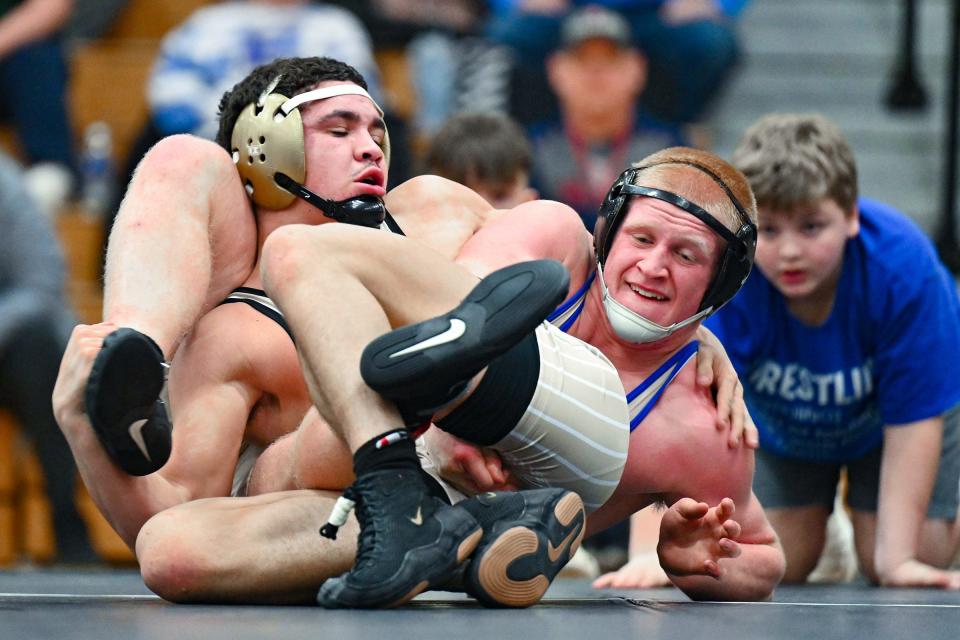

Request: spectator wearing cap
left=486, top=0, right=748, bottom=126
left=526, top=5, right=685, bottom=231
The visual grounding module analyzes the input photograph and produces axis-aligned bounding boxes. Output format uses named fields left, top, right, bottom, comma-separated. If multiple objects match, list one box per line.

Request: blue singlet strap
left=626, top=341, right=699, bottom=431
left=548, top=271, right=596, bottom=332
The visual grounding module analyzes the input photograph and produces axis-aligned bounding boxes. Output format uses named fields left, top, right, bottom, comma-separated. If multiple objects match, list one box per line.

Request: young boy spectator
left=706, top=113, right=960, bottom=589
left=424, top=111, right=537, bottom=209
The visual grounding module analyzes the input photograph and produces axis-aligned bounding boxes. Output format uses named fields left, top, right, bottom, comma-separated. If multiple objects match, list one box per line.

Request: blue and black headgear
left=593, top=161, right=757, bottom=315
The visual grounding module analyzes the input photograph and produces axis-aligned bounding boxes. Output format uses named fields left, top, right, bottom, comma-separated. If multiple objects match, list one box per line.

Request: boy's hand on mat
left=423, top=428, right=517, bottom=494
left=658, top=497, right=742, bottom=580
left=880, top=559, right=960, bottom=590
left=593, top=552, right=671, bottom=589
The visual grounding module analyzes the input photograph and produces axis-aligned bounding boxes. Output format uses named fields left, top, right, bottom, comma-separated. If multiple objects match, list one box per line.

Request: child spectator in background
left=706, top=113, right=960, bottom=589
left=424, top=111, right=537, bottom=209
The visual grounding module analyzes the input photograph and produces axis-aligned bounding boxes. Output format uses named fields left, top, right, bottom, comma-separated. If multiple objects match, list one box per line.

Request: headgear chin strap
left=598, top=264, right=710, bottom=343
left=273, top=173, right=385, bottom=228
left=230, top=82, right=390, bottom=225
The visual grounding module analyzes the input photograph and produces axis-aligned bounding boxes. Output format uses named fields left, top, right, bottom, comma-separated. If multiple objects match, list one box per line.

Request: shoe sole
left=470, top=491, right=585, bottom=608
left=361, top=260, right=569, bottom=402
left=85, top=328, right=170, bottom=475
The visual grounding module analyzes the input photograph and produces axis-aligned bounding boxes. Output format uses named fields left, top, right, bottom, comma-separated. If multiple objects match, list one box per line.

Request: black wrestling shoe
left=316, top=468, right=483, bottom=609
left=360, top=260, right=569, bottom=424
left=454, top=489, right=586, bottom=608
left=84, top=328, right=172, bottom=476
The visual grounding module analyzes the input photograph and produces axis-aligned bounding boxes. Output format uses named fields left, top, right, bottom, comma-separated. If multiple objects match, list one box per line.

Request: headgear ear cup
left=593, top=168, right=636, bottom=266
left=231, top=93, right=307, bottom=210
left=231, top=84, right=391, bottom=211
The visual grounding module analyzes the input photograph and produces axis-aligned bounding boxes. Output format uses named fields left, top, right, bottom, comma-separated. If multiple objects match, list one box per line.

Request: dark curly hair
left=214, top=56, right=368, bottom=151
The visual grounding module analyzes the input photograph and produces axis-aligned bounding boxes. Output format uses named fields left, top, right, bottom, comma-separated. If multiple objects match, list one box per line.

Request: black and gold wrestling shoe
left=450, top=489, right=586, bottom=608
left=316, top=467, right=483, bottom=609
left=84, top=328, right=171, bottom=476
left=360, top=259, right=569, bottom=425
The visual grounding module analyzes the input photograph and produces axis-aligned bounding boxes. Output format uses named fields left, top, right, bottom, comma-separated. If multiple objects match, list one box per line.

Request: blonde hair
left=731, top=113, right=858, bottom=214
left=631, top=146, right=757, bottom=230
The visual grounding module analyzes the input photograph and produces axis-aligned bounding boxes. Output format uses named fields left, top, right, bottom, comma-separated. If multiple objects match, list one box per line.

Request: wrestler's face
left=754, top=197, right=858, bottom=312
left=299, top=81, right=388, bottom=205
left=604, top=197, right=721, bottom=326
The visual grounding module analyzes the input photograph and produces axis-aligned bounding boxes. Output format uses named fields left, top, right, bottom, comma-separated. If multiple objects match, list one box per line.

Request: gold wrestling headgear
left=230, top=82, right=391, bottom=211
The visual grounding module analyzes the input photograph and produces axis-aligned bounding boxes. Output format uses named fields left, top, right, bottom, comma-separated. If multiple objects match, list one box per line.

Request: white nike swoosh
left=128, top=419, right=152, bottom=461
left=389, top=319, right=466, bottom=358
left=409, top=505, right=423, bottom=526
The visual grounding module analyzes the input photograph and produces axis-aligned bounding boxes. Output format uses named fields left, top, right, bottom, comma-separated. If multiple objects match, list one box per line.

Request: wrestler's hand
left=421, top=428, right=518, bottom=494
left=694, top=327, right=757, bottom=449
left=657, top=497, right=742, bottom=580
left=52, top=322, right=118, bottom=437
left=593, top=552, right=671, bottom=589
left=879, top=559, right=960, bottom=590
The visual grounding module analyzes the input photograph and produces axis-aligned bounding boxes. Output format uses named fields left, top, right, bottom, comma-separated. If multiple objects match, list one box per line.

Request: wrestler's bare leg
left=103, top=135, right=257, bottom=357
left=136, top=490, right=356, bottom=604
left=261, top=223, right=479, bottom=451
left=245, top=407, right=355, bottom=495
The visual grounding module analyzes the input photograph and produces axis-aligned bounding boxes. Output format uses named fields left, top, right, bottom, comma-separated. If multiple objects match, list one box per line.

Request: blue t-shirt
left=705, top=197, right=960, bottom=463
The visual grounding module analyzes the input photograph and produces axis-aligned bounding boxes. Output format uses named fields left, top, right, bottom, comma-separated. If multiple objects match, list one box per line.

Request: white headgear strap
left=280, top=84, right=384, bottom=118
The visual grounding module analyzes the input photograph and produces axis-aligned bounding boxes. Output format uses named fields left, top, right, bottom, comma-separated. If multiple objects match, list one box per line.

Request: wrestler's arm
left=693, top=325, right=757, bottom=448
left=660, top=441, right=784, bottom=600
left=54, top=313, right=257, bottom=547
left=454, top=199, right=594, bottom=283
left=875, top=416, right=960, bottom=588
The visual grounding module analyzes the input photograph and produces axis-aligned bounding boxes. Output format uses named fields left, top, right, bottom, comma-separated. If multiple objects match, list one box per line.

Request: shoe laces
left=319, top=481, right=382, bottom=568
left=319, top=484, right=358, bottom=540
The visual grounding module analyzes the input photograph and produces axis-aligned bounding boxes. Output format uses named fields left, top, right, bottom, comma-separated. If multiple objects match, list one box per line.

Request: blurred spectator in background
left=528, top=5, right=684, bottom=230
left=486, top=0, right=746, bottom=127
left=424, top=111, right=537, bottom=209
left=328, top=0, right=493, bottom=137
left=63, top=0, right=129, bottom=41
left=0, top=149, right=95, bottom=563
left=149, top=0, right=383, bottom=142
left=0, top=0, right=77, bottom=216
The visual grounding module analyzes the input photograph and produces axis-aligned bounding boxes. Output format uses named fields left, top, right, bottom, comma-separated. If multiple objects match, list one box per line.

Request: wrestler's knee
left=116, top=134, right=239, bottom=232
left=137, top=508, right=221, bottom=603
left=139, top=134, right=231, bottom=178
